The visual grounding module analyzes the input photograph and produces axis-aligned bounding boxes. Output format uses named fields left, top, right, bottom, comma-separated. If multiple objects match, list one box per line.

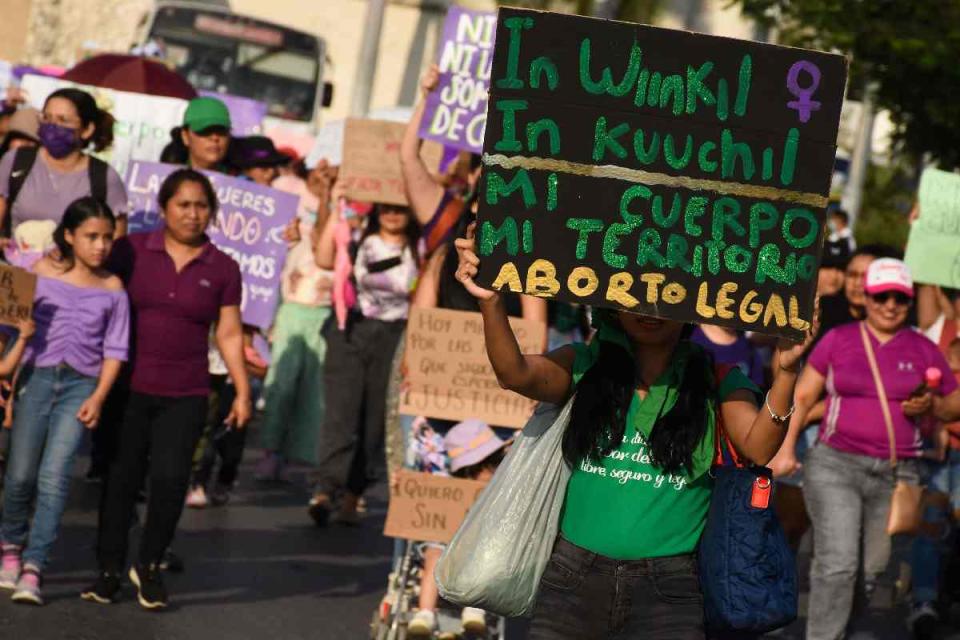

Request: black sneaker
left=159, top=549, right=184, bottom=573
left=80, top=571, right=122, bottom=604
left=308, top=493, right=332, bottom=527
left=128, top=564, right=168, bottom=610
left=908, top=601, right=939, bottom=640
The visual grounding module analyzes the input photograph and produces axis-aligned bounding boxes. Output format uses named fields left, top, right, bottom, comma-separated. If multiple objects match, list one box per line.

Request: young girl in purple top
left=0, top=197, right=129, bottom=605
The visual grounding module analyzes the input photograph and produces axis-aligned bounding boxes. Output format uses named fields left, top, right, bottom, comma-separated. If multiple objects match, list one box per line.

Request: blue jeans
left=2, top=365, right=97, bottom=570
left=911, top=449, right=960, bottom=604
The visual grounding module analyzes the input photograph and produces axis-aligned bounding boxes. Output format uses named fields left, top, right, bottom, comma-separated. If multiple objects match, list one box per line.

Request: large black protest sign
left=475, top=9, right=847, bottom=340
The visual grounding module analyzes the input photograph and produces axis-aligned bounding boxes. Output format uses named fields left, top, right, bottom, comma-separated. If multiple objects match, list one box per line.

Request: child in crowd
left=187, top=327, right=268, bottom=507
left=407, top=419, right=508, bottom=638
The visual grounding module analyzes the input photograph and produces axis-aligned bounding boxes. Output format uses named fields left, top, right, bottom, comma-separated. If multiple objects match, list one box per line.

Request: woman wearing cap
left=455, top=223, right=814, bottom=640
left=0, top=89, right=128, bottom=238
left=770, top=258, right=960, bottom=640
left=179, top=97, right=231, bottom=173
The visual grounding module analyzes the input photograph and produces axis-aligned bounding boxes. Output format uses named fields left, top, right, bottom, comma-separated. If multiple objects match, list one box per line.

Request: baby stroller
left=372, top=416, right=508, bottom=639
left=370, top=538, right=506, bottom=640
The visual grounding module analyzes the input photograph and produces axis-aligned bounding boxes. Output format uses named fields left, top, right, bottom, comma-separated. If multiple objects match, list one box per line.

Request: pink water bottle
left=926, top=367, right=942, bottom=392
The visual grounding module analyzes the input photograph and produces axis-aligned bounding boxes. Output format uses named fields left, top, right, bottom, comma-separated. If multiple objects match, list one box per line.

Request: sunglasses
left=869, top=291, right=911, bottom=306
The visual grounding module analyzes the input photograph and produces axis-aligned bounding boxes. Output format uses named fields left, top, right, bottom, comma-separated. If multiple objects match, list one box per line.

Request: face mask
left=38, top=122, right=80, bottom=158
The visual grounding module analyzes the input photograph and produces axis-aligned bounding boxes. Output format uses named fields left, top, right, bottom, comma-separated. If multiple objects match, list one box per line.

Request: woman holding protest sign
left=255, top=159, right=337, bottom=480
left=310, top=190, right=421, bottom=526
left=0, top=89, right=128, bottom=239
left=82, top=169, right=250, bottom=610
left=769, top=258, right=960, bottom=640
left=454, top=222, right=814, bottom=639
left=0, top=197, right=128, bottom=606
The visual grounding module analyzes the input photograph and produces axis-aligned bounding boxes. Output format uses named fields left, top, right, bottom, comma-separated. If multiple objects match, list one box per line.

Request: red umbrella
left=61, top=54, right=197, bottom=100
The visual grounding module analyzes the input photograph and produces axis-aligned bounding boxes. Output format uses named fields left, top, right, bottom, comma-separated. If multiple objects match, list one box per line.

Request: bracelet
left=765, top=390, right=795, bottom=425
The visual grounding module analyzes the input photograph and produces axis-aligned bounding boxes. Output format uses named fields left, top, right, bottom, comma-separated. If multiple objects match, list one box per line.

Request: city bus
left=140, top=1, right=332, bottom=133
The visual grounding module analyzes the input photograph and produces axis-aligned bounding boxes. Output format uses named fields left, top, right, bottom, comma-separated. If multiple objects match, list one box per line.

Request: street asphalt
left=0, top=435, right=956, bottom=639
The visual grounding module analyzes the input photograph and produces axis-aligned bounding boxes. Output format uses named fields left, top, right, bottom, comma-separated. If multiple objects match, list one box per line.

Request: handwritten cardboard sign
left=419, top=6, right=496, bottom=154
left=339, top=119, right=444, bottom=206
left=124, top=161, right=299, bottom=329
left=384, top=471, right=487, bottom=544
left=400, top=307, right=544, bottom=428
left=474, top=9, right=847, bottom=340
left=0, top=265, right=36, bottom=328
left=904, top=168, right=960, bottom=288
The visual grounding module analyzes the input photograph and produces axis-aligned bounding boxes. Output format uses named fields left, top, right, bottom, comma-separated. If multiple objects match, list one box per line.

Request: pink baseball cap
left=865, top=258, right=914, bottom=297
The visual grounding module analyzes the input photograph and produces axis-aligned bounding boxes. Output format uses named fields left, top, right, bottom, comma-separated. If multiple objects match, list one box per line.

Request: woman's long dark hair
left=53, top=197, right=116, bottom=270
left=158, top=168, right=219, bottom=216
left=360, top=203, right=422, bottom=266
left=563, top=323, right=717, bottom=475
left=45, top=88, right=115, bottom=152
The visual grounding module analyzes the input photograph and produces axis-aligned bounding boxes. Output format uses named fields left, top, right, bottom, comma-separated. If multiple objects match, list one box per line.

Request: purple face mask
left=38, top=122, right=80, bottom=159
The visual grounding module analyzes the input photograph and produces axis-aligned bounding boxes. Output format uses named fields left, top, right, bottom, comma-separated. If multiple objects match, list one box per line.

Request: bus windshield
left=147, top=4, right=321, bottom=122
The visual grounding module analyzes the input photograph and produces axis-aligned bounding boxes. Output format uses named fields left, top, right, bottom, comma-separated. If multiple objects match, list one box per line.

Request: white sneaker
left=408, top=608, right=437, bottom=637
left=186, top=486, right=208, bottom=509
left=461, top=606, right=486, bottom=635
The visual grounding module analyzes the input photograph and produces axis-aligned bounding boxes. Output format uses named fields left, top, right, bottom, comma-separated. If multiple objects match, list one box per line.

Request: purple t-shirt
left=0, top=150, right=128, bottom=230
left=691, top=327, right=766, bottom=388
left=23, top=276, right=130, bottom=378
left=109, top=229, right=242, bottom=397
left=808, top=322, right=958, bottom=459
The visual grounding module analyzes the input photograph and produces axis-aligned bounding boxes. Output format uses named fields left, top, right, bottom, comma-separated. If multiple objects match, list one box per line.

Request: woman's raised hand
left=775, top=296, right=821, bottom=373
left=454, top=222, right=495, bottom=301
left=420, top=64, right=440, bottom=97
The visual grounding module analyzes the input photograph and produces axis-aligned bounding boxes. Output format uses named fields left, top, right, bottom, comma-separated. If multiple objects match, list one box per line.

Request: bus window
left=146, top=3, right=325, bottom=125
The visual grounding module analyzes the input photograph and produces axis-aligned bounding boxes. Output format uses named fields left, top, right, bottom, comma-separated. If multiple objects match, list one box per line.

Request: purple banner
left=200, top=91, right=268, bottom=136
left=125, top=161, right=299, bottom=329
left=418, top=7, right=495, bottom=154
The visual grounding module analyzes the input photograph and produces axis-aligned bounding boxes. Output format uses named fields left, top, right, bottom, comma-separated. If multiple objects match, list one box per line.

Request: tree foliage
left=736, top=0, right=960, bottom=170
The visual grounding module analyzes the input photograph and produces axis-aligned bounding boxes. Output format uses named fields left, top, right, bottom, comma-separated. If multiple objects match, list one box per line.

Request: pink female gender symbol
left=786, top=60, right=821, bottom=123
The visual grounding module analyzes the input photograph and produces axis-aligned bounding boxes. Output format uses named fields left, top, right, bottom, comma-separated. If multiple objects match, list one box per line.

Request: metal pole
left=842, top=83, right=875, bottom=226
left=351, top=0, right=387, bottom=117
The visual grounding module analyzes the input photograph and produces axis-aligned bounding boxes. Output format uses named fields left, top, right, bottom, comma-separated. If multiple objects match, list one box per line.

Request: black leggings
left=314, top=316, right=404, bottom=498
left=96, top=392, right=207, bottom=570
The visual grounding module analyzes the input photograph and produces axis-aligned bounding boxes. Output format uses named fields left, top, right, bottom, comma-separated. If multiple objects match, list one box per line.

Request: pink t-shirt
left=808, top=322, right=957, bottom=458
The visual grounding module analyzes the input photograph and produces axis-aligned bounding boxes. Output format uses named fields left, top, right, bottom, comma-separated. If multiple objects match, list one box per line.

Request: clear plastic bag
left=435, top=397, right=573, bottom=618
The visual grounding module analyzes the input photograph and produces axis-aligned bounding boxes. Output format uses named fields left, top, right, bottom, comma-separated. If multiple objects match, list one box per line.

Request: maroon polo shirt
left=109, top=229, right=242, bottom=397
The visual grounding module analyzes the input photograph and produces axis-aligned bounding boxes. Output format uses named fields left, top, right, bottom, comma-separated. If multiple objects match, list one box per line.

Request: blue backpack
left=698, top=382, right=798, bottom=634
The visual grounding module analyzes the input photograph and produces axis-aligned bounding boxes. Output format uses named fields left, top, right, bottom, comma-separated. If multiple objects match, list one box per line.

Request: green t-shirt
left=559, top=341, right=759, bottom=560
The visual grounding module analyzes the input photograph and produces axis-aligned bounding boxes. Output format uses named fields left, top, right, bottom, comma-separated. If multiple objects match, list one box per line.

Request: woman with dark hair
left=454, top=223, right=814, bottom=639
left=0, top=197, right=128, bottom=606
left=81, top=169, right=250, bottom=610
left=0, top=88, right=128, bottom=237
left=310, top=197, right=421, bottom=525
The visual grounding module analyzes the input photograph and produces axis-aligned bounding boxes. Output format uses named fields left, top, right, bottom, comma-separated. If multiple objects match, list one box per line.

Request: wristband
left=765, top=390, right=795, bottom=425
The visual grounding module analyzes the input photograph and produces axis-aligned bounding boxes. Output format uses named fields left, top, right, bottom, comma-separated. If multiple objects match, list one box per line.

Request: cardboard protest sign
left=20, top=74, right=187, bottom=177
left=339, top=119, right=443, bottom=206
left=474, top=9, right=847, bottom=340
left=0, top=265, right=37, bottom=328
left=400, top=307, right=545, bottom=428
left=125, top=161, right=299, bottom=328
left=420, top=6, right=496, bottom=154
left=904, top=168, right=960, bottom=288
left=384, top=471, right=487, bottom=544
